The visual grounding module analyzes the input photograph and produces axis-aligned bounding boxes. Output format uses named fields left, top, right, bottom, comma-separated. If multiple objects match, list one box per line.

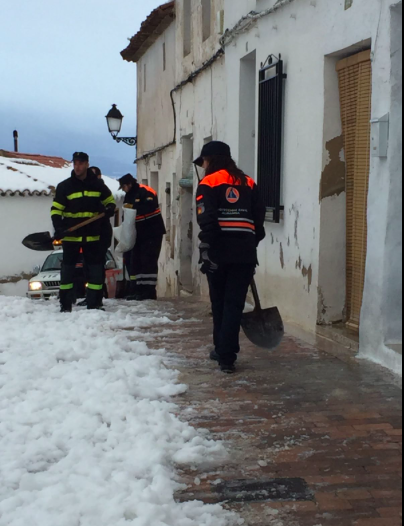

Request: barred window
left=257, top=56, right=287, bottom=223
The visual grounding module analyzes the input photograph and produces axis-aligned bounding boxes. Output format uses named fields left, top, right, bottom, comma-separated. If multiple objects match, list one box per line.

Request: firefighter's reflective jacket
left=124, top=184, right=166, bottom=240
left=51, top=170, right=116, bottom=243
left=196, top=170, right=266, bottom=265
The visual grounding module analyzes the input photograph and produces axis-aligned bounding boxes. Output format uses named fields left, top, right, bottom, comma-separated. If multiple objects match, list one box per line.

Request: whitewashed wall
left=224, top=0, right=402, bottom=373
left=0, top=196, right=54, bottom=296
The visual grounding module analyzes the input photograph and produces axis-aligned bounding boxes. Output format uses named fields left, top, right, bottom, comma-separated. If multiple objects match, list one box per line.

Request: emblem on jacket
left=197, top=204, right=205, bottom=215
left=226, top=188, right=240, bottom=204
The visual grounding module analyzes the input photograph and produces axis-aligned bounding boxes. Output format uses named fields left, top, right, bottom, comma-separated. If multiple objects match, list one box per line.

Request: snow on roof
left=0, top=152, right=123, bottom=199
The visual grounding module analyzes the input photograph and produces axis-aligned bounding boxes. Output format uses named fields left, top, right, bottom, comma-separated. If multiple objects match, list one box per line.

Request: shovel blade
left=242, top=307, right=285, bottom=350
left=22, top=232, right=55, bottom=252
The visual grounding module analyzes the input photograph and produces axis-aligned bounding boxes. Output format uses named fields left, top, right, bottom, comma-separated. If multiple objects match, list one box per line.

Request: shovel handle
left=251, top=278, right=263, bottom=312
left=65, top=213, right=105, bottom=234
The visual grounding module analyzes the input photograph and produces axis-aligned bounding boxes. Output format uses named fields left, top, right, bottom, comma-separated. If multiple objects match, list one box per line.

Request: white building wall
left=135, top=0, right=226, bottom=298
left=0, top=196, right=54, bottom=296
left=224, top=0, right=402, bottom=373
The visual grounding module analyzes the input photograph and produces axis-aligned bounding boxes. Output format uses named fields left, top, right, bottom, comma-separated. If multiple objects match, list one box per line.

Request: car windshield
left=42, top=253, right=63, bottom=272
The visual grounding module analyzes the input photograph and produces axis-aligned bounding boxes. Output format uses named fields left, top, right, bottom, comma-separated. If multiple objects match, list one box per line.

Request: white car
left=27, top=248, right=124, bottom=300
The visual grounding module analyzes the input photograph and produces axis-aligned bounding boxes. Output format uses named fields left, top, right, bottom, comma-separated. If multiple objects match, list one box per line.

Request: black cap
left=118, top=173, right=137, bottom=190
left=73, top=152, right=89, bottom=162
left=193, top=141, right=232, bottom=167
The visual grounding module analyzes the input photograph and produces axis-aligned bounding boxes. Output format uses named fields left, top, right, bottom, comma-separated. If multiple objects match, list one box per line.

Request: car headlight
left=29, top=282, right=43, bottom=291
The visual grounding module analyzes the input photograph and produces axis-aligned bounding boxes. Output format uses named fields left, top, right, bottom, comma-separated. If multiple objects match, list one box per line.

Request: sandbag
left=114, top=208, right=137, bottom=253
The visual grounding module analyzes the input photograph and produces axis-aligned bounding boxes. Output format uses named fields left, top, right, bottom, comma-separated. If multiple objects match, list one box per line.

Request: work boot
left=142, top=286, right=157, bottom=301
left=60, top=305, right=72, bottom=313
left=77, top=299, right=88, bottom=307
left=220, top=363, right=236, bottom=375
left=210, top=350, right=220, bottom=362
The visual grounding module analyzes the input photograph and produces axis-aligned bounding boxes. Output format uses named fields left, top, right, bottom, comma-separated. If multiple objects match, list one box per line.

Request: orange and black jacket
left=51, top=170, right=116, bottom=243
left=124, top=184, right=166, bottom=240
left=196, top=170, right=266, bottom=265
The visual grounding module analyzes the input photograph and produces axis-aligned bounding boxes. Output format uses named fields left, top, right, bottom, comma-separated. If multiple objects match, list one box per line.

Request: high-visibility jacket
left=196, top=170, right=266, bottom=265
left=124, top=184, right=166, bottom=240
left=51, top=170, right=116, bottom=243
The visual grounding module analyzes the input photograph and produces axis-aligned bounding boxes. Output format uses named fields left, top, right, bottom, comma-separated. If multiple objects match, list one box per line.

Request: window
left=163, top=42, right=166, bottom=71
left=202, top=0, right=211, bottom=41
left=257, top=56, right=287, bottom=223
left=183, top=0, right=192, bottom=57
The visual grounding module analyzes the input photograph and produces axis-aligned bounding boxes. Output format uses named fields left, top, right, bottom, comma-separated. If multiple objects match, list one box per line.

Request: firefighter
left=195, top=141, right=266, bottom=374
left=77, top=166, right=114, bottom=308
left=51, top=152, right=116, bottom=312
left=118, top=174, right=166, bottom=301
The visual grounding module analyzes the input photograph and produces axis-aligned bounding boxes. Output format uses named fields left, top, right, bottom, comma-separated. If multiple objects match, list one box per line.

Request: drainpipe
left=13, top=130, right=19, bottom=153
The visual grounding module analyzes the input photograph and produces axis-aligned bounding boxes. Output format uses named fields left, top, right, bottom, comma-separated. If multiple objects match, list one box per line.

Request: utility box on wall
left=345, top=0, right=353, bottom=9
left=371, top=114, right=390, bottom=158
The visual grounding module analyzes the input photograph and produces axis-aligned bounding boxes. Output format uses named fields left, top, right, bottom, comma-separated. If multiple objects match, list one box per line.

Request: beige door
left=337, top=50, right=372, bottom=332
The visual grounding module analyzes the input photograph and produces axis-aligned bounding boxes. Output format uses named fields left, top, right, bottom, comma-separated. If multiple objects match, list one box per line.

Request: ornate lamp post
left=105, top=104, right=137, bottom=146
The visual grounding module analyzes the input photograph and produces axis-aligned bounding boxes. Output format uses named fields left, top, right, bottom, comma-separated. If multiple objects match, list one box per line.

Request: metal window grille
left=258, top=55, right=287, bottom=223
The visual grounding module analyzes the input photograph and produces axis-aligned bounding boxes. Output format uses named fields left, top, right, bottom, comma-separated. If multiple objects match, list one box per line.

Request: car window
left=42, top=253, right=63, bottom=271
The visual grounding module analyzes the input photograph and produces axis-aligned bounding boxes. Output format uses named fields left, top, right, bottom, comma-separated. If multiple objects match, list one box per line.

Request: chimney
left=13, top=130, right=19, bottom=153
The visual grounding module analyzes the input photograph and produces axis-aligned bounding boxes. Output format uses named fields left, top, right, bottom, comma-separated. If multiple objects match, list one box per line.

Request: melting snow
left=0, top=297, right=242, bottom=526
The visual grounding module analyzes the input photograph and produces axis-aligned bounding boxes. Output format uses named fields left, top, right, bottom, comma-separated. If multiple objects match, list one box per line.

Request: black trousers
left=129, top=236, right=163, bottom=298
left=207, top=264, right=256, bottom=366
left=61, top=242, right=104, bottom=310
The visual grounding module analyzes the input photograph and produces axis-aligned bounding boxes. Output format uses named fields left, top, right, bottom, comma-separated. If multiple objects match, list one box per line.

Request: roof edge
left=121, top=1, right=175, bottom=63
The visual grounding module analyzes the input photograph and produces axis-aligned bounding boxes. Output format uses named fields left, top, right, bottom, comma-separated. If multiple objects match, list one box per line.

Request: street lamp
left=105, top=104, right=137, bottom=146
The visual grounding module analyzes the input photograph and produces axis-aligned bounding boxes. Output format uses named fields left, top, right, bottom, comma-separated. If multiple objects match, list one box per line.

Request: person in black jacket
left=195, top=141, right=266, bottom=374
left=51, top=152, right=116, bottom=312
left=118, top=174, right=166, bottom=301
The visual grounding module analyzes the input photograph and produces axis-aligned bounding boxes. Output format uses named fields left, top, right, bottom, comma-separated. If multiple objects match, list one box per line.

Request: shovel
left=241, top=279, right=285, bottom=350
left=22, top=214, right=105, bottom=252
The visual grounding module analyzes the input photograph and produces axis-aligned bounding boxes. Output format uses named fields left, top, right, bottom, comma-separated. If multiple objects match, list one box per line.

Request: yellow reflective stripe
left=63, top=237, right=83, bottom=242
left=67, top=192, right=84, bottom=200
left=63, top=236, right=100, bottom=243
left=60, top=283, right=74, bottom=290
left=102, top=195, right=116, bottom=206
left=51, top=210, right=64, bottom=217
left=87, top=283, right=104, bottom=291
left=62, top=212, right=98, bottom=219
left=130, top=276, right=137, bottom=281
left=67, top=191, right=102, bottom=200
left=52, top=201, right=66, bottom=211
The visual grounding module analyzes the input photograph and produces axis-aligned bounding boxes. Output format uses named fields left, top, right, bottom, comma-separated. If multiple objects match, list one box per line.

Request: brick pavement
left=132, top=298, right=402, bottom=526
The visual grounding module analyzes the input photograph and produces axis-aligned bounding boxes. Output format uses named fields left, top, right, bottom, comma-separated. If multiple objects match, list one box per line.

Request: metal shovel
left=22, top=214, right=105, bottom=252
left=241, top=279, right=285, bottom=350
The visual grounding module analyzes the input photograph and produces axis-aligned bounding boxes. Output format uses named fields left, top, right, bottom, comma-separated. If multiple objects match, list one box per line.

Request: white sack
left=114, top=207, right=137, bottom=253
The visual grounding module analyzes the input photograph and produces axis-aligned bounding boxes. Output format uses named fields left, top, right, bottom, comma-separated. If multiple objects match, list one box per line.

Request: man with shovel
left=51, top=152, right=116, bottom=312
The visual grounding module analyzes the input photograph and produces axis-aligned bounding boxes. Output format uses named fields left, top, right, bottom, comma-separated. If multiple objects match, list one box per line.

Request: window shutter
left=258, top=57, right=287, bottom=223
left=337, top=50, right=372, bottom=331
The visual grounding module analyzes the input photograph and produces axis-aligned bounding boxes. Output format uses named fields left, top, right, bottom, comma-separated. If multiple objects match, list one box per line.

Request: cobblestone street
left=137, top=299, right=402, bottom=526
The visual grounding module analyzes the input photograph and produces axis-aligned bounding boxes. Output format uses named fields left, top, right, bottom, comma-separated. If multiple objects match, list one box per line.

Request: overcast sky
left=0, top=0, right=163, bottom=177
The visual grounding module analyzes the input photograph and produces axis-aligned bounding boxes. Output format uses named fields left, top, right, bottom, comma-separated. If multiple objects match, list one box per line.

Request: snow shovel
left=241, top=279, right=285, bottom=350
left=22, top=214, right=105, bottom=252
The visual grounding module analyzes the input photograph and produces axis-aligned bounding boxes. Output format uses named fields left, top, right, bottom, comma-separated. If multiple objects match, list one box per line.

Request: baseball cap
left=193, top=141, right=232, bottom=167
left=72, top=152, right=89, bottom=162
left=118, top=173, right=137, bottom=190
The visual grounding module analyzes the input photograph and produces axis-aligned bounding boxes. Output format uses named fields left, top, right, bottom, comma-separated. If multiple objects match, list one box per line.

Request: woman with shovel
left=194, top=141, right=266, bottom=374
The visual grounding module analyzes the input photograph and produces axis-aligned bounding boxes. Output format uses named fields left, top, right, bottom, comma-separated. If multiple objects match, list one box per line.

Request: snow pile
left=0, top=298, right=242, bottom=526
left=0, top=157, right=122, bottom=199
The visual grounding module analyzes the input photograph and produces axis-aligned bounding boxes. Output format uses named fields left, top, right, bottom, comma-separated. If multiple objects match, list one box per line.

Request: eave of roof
left=121, top=1, right=175, bottom=63
left=0, top=150, right=70, bottom=169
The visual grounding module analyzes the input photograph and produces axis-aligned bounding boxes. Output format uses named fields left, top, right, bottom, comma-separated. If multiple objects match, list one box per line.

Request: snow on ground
left=0, top=297, right=242, bottom=526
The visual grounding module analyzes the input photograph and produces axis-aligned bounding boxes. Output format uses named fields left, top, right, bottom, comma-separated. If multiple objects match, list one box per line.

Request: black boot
left=60, top=304, right=72, bottom=313
left=142, top=285, right=157, bottom=301
left=210, top=350, right=220, bottom=362
left=220, top=363, right=236, bottom=374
